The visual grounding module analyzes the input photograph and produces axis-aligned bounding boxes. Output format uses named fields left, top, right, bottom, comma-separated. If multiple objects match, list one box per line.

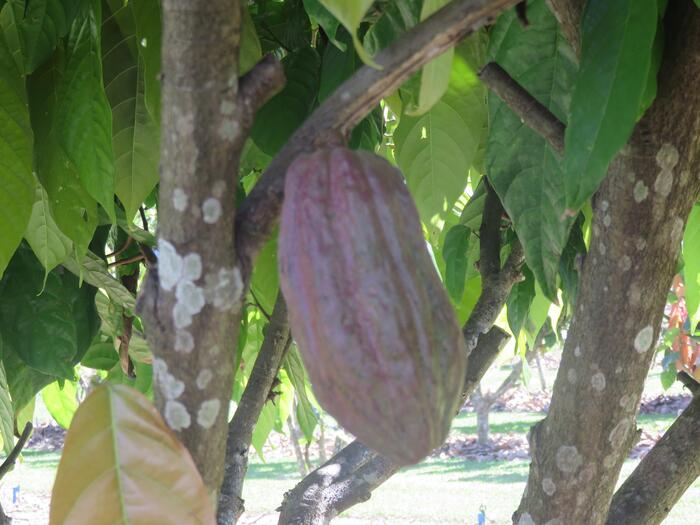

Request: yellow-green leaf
left=50, top=384, right=216, bottom=525
left=405, top=0, right=453, bottom=116
left=42, top=380, right=78, bottom=429
left=318, top=0, right=379, bottom=67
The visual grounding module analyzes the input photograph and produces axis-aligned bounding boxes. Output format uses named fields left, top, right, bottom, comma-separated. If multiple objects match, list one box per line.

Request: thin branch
left=463, top=183, right=524, bottom=353
left=605, top=393, right=700, bottom=525
left=479, top=62, right=566, bottom=153
left=139, top=206, right=149, bottom=232
left=677, top=370, right=699, bottom=395
left=105, top=237, right=134, bottom=259
left=107, top=254, right=145, bottom=268
left=234, top=0, right=522, bottom=278
left=0, top=423, right=33, bottom=481
left=545, top=0, right=585, bottom=56
left=218, top=295, right=290, bottom=525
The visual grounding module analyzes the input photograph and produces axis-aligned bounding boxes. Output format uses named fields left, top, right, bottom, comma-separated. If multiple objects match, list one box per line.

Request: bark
left=544, top=0, right=585, bottom=56
left=605, top=392, right=700, bottom=525
left=277, top=326, right=510, bottom=525
left=137, top=0, right=284, bottom=494
left=218, top=295, right=290, bottom=525
left=234, top=0, right=522, bottom=277
left=513, top=4, right=700, bottom=524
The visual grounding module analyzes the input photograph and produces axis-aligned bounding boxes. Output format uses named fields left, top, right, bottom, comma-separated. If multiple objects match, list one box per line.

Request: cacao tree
left=0, top=0, right=698, bottom=524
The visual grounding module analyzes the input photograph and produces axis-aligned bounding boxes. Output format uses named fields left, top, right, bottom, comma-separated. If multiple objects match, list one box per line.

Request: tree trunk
left=513, top=4, right=700, bottom=524
left=475, top=397, right=491, bottom=446
left=288, top=413, right=308, bottom=477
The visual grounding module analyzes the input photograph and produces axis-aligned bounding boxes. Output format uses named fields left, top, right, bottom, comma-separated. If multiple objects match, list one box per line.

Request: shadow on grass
left=246, top=460, right=303, bottom=480
left=403, top=459, right=529, bottom=484
left=451, top=413, right=543, bottom=436
left=20, top=451, right=61, bottom=470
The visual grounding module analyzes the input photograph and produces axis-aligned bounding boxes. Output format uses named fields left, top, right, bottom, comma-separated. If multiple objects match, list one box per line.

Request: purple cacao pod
left=278, top=147, right=467, bottom=466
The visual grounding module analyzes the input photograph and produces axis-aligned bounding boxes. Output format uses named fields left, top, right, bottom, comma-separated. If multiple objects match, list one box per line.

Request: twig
left=479, top=62, right=566, bottom=153
left=234, top=0, right=522, bottom=278
left=678, top=371, right=699, bottom=396
left=107, top=254, right=145, bottom=268
left=105, top=237, right=134, bottom=259
left=139, top=206, right=149, bottom=232
left=0, top=423, right=33, bottom=481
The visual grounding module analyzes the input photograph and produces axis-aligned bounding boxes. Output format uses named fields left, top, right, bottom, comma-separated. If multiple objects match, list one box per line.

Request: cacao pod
left=278, top=147, right=467, bottom=466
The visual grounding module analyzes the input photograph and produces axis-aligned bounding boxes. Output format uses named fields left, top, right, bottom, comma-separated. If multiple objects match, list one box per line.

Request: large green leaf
left=0, top=245, right=100, bottom=379
left=24, top=180, right=72, bottom=275
left=0, top=14, right=34, bottom=277
left=564, top=0, right=657, bottom=210
left=684, top=206, right=700, bottom=333
left=1, top=0, right=79, bottom=73
left=253, top=0, right=311, bottom=54
left=26, top=51, right=99, bottom=260
left=55, top=0, right=116, bottom=220
left=394, top=40, right=486, bottom=225
left=0, top=349, right=14, bottom=455
left=404, top=0, right=452, bottom=116
left=363, top=0, right=421, bottom=57
left=80, top=339, right=119, bottom=371
left=485, top=0, right=576, bottom=300
left=318, top=0, right=376, bottom=66
left=250, top=235, right=278, bottom=315
left=42, top=379, right=78, bottom=429
left=251, top=47, right=320, bottom=156
left=102, top=0, right=160, bottom=222
left=507, top=266, right=535, bottom=340
left=131, top=0, right=161, bottom=121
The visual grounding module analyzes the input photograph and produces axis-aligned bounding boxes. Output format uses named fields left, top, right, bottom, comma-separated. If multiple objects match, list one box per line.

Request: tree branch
left=605, top=393, right=700, bottom=525
left=544, top=0, right=585, bottom=55
left=478, top=62, right=565, bottom=152
left=0, top=423, right=33, bottom=481
left=218, top=295, right=291, bottom=525
left=463, top=183, right=524, bottom=353
left=234, top=0, right=522, bottom=278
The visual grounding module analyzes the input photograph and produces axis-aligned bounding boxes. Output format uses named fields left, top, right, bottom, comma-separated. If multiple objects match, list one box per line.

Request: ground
left=1, top=352, right=697, bottom=524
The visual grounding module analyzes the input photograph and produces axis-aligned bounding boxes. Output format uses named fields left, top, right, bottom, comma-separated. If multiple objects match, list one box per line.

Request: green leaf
left=27, top=48, right=98, bottom=260
left=80, top=339, right=119, bottom=371
left=507, top=266, right=536, bottom=339
left=251, top=401, right=276, bottom=460
left=251, top=47, right=320, bottom=156
left=2, top=337, right=54, bottom=414
left=55, top=0, right=116, bottom=221
left=303, top=0, right=341, bottom=45
left=0, top=0, right=80, bottom=73
left=0, top=15, right=34, bottom=277
left=106, top=361, right=153, bottom=396
left=131, top=0, right=161, bottom=122
left=0, top=244, right=100, bottom=379
left=253, top=0, right=311, bottom=54
left=42, top=379, right=78, bottom=429
left=318, top=0, right=377, bottom=67
left=102, top=0, right=160, bottom=222
left=394, top=41, right=487, bottom=225
left=524, top=281, right=551, bottom=350
left=284, top=347, right=317, bottom=441
left=485, top=0, right=577, bottom=300
left=24, top=180, right=72, bottom=275
left=240, top=5, right=262, bottom=74
left=442, top=224, right=470, bottom=302
left=558, top=214, right=586, bottom=305
left=0, top=353, right=14, bottom=455
left=250, top=235, right=279, bottom=315
left=404, top=0, right=452, bottom=116
left=684, top=206, right=700, bottom=333
left=363, top=0, right=421, bottom=57
left=62, top=251, right=137, bottom=313
left=564, top=0, right=657, bottom=210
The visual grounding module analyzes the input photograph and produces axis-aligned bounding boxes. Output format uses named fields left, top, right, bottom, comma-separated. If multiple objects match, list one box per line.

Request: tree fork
left=514, top=3, right=700, bottom=523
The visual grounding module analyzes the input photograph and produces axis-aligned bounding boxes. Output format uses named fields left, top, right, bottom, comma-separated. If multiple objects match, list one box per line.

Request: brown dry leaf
left=49, top=384, right=216, bottom=525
